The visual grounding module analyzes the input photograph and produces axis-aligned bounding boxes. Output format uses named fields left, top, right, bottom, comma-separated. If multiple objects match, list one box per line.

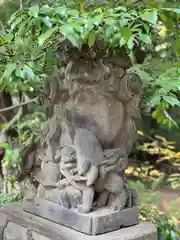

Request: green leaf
left=93, top=8, right=103, bottom=14
left=15, top=68, right=25, bottom=79
left=9, top=11, right=19, bottom=25
left=1, top=34, right=14, bottom=44
left=119, top=37, right=126, bottom=47
left=159, top=13, right=167, bottom=22
left=162, top=8, right=180, bottom=14
left=111, top=32, right=121, bottom=46
left=119, top=19, right=129, bottom=28
left=39, top=5, right=51, bottom=14
left=174, top=9, right=180, bottom=14
left=0, top=143, right=9, bottom=149
left=88, top=31, right=96, bottom=47
left=105, top=18, right=117, bottom=26
left=122, top=28, right=132, bottom=42
left=4, top=63, right=17, bottom=79
left=69, top=23, right=82, bottom=33
left=139, top=33, right=152, bottom=44
left=140, top=10, right=158, bottom=25
left=92, top=14, right=103, bottom=26
left=0, top=46, right=6, bottom=55
left=127, top=36, right=134, bottom=50
left=114, top=6, right=127, bottom=12
left=11, top=17, right=23, bottom=30
left=66, top=34, right=82, bottom=49
left=105, top=27, right=113, bottom=38
left=170, top=231, right=179, bottom=240
left=23, top=65, right=35, bottom=80
left=143, top=24, right=150, bottom=33
left=43, top=16, right=52, bottom=28
left=28, top=5, right=40, bottom=18
left=150, top=95, right=161, bottom=106
left=163, top=96, right=180, bottom=107
left=54, top=6, right=67, bottom=16
left=60, top=25, right=82, bottom=49
left=68, top=9, right=79, bottom=17
left=60, top=24, right=73, bottom=35
left=38, top=28, right=58, bottom=46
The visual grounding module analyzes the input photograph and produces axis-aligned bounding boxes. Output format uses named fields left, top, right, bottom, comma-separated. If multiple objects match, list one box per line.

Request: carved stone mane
left=42, top=55, right=141, bottom=149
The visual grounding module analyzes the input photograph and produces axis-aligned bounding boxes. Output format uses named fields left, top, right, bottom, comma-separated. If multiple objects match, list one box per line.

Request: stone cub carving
left=38, top=56, right=141, bottom=213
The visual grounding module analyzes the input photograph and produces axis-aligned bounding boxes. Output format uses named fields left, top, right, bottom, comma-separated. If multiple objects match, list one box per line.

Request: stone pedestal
left=0, top=203, right=157, bottom=240
left=0, top=207, right=157, bottom=240
left=23, top=198, right=139, bottom=235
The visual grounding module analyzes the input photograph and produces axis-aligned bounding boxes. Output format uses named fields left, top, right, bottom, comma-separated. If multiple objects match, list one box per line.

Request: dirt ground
left=155, top=187, right=180, bottom=219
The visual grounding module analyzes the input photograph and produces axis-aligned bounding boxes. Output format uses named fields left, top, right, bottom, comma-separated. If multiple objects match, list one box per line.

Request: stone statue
left=23, top=50, right=142, bottom=235
left=37, top=52, right=141, bottom=208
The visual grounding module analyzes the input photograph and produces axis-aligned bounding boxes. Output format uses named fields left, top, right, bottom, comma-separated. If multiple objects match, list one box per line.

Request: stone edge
left=23, top=198, right=140, bottom=235
left=0, top=207, right=157, bottom=240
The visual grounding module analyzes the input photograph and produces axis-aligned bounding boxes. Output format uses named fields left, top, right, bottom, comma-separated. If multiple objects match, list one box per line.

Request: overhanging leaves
left=163, top=96, right=180, bottom=107
left=60, top=24, right=82, bottom=49
left=28, top=5, right=40, bottom=18
left=4, top=63, right=17, bottom=80
left=38, top=28, right=58, bottom=46
left=139, top=33, right=152, bottom=44
left=88, top=31, right=96, bottom=47
left=140, top=10, right=158, bottom=25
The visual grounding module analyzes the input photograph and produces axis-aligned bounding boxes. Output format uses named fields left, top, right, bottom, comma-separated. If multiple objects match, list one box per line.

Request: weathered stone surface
left=23, top=198, right=139, bottom=235
left=41, top=162, right=60, bottom=187
left=3, top=221, right=52, bottom=240
left=0, top=206, right=157, bottom=240
left=39, top=56, right=142, bottom=215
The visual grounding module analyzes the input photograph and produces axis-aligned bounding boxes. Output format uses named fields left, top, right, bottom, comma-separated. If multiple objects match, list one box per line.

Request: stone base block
left=0, top=206, right=157, bottom=240
left=23, top=198, right=139, bottom=235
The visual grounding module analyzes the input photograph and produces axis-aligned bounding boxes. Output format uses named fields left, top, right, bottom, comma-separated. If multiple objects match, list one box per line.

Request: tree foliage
left=137, top=132, right=180, bottom=189
left=0, top=1, right=179, bottom=107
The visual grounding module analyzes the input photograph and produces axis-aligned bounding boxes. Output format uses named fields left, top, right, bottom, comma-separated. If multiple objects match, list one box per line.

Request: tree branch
left=0, top=97, right=38, bottom=113
left=1, top=107, right=22, bottom=134
left=20, top=0, right=23, bottom=10
left=0, top=20, right=5, bottom=33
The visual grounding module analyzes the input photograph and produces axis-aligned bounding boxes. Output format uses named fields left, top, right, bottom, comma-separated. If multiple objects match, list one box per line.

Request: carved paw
left=78, top=186, right=94, bottom=213
left=112, top=205, right=123, bottom=211
left=78, top=205, right=91, bottom=213
left=95, top=200, right=106, bottom=209
left=95, top=191, right=109, bottom=208
left=111, top=201, right=125, bottom=211
left=108, top=190, right=128, bottom=211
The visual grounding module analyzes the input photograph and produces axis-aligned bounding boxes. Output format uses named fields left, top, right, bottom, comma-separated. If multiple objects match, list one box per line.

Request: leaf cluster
left=137, top=132, right=180, bottom=189
left=1, top=3, right=179, bottom=92
left=130, top=60, right=180, bottom=128
left=0, top=3, right=178, bottom=97
left=140, top=206, right=180, bottom=240
left=0, top=142, right=22, bottom=168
